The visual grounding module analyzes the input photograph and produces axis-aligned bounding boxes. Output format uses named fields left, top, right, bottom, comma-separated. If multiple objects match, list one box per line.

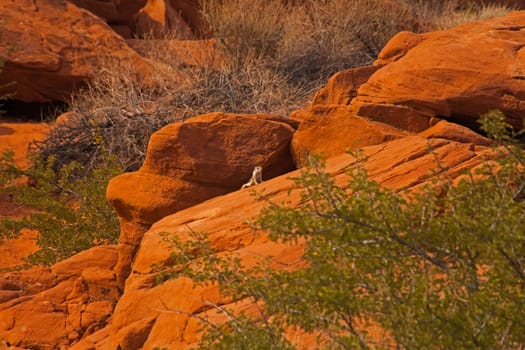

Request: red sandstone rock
left=290, top=105, right=410, bottom=166
left=0, top=246, right=119, bottom=349
left=419, top=120, right=493, bottom=146
left=131, top=0, right=194, bottom=38
left=312, top=65, right=383, bottom=105
left=130, top=0, right=209, bottom=38
left=68, top=0, right=120, bottom=23
left=0, top=0, right=153, bottom=103
left=106, top=112, right=297, bottom=287
left=350, top=12, right=525, bottom=132
left=75, top=135, right=493, bottom=349
left=3, top=9, right=524, bottom=350
left=116, top=0, right=149, bottom=23
left=0, top=121, right=50, bottom=269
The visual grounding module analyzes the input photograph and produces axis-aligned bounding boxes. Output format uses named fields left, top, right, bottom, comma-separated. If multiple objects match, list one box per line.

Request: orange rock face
left=0, top=0, right=152, bottom=103
left=2, top=9, right=523, bottom=350
left=106, top=112, right=297, bottom=288
left=74, top=135, right=493, bottom=349
left=68, top=0, right=120, bottom=23
left=312, top=65, right=383, bottom=105
left=0, top=246, right=119, bottom=349
left=290, top=105, right=410, bottom=166
left=350, top=12, right=525, bottom=132
left=131, top=0, right=194, bottom=38
left=419, top=119, right=493, bottom=146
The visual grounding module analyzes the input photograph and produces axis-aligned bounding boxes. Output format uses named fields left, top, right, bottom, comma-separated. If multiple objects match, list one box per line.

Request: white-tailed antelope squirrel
left=241, top=166, right=263, bottom=189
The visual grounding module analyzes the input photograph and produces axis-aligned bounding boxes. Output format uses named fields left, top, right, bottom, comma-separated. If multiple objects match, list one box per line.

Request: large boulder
left=348, top=11, right=525, bottom=132
left=106, top=112, right=298, bottom=288
left=0, top=0, right=153, bottom=103
left=74, top=135, right=493, bottom=349
left=418, top=120, right=493, bottom=146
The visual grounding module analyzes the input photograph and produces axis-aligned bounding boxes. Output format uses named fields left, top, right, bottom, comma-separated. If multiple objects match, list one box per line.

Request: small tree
left=0, top=150, right=122, bottom=267
left=160, top=112, right=525, bottom=349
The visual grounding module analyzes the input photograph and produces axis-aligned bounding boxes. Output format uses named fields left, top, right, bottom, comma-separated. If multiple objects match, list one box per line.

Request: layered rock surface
left=290, top=104, right=410, bottom=166
left=0, top=246, right=119, bottom=349
left=349, top=12, right=525, bottom=132
left=73, top=134, right=493, bottom=349
left=1, top=10, right=525, bottom=350
left=106, top=112, right=298, bottom=287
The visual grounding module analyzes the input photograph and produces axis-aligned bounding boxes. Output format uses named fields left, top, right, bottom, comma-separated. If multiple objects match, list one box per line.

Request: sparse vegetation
left=159, top=112, right=525, bottom=349
left=40, top=0, right=513, bottom=173
left=0, top=150, right=121, bottom=266
left=0, top=0, right=516, bottom=273
left=0, top=29, right=13, bottom=115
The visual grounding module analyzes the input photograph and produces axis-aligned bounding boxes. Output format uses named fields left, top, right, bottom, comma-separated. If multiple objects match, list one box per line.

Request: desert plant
left=404, top=0, right=515, bottom=32
left=159, top=112, right=525, bottom=349
left=0, top=149, right=122, bottom=266
left=278, top=0, right=420, bottom=83
left=52, top=0, right=514, bottom=175
left=200, top=0, right=289, bottom=69
left=201, top=0, right=513, bottom=88
left=50, top=39, right=311, bottom=173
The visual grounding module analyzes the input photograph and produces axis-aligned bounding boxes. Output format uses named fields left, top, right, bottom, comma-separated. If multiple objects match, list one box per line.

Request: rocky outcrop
left=131, top=0, right=193, bottom=38
left=68, top=0, right=208, bottom=39
left=68, top=0, right=121, bottom=23
left=311, top=65, right=383, bottom=106
left=419, top=120, right=493, bottom=146
left=130, top=0, right=209, bottom=38
left=106, top=112, right=298, bottom=288
left=73, top=135, right=493, bottom=349
left=0, top=0, right=153, bottom=103
left=349, top=11, right=525, bottom=132
left=290, top=105, right=410, bottom=166
left=3, top=9, right=524, bottom=350
left=0, top=246, right=119, bottom=349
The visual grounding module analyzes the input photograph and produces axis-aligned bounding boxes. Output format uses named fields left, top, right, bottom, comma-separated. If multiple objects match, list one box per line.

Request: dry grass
left=277, top=0, right=419, bottom=84
left=51, top=35, right=312, bottom=172
left=404, top=0, right=516, bottom=31
left=39, top=0, right=513, bottom=172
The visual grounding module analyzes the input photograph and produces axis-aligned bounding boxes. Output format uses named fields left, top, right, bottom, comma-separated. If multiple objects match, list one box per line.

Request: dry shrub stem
left=35, top=0, right=513, bottom=172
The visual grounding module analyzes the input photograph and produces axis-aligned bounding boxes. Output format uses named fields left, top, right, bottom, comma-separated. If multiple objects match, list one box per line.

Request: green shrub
left=159, top=112, right=525, bottom=349
left=0, top=150, right=122, bottom=267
